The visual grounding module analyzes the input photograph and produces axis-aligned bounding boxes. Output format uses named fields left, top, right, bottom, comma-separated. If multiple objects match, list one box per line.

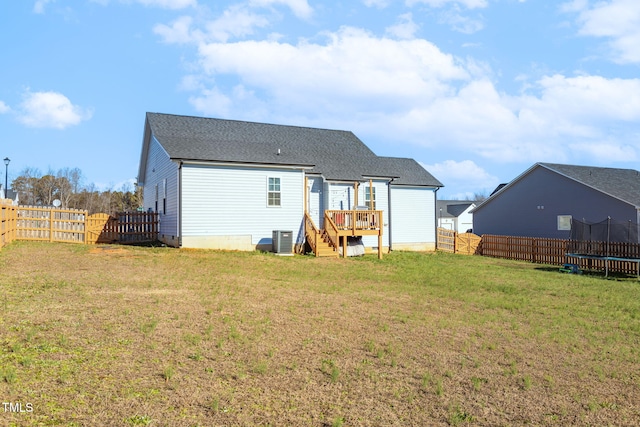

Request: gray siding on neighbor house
left=143, top=135, right=179, bottom=242
left=474, top=166, right=639, bottom=238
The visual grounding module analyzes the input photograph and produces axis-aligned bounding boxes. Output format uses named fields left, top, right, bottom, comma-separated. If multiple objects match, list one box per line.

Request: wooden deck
left=304, top=210, right=383, bottom=259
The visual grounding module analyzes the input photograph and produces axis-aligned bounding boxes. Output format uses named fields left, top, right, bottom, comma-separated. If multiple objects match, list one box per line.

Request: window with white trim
left=365, top=186, right=376, bottom=210
left=268, top=177, right=281, bottom=207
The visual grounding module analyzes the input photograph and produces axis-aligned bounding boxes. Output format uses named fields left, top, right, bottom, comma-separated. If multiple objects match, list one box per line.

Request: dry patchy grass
left=0, top=241, right=639, bottom=426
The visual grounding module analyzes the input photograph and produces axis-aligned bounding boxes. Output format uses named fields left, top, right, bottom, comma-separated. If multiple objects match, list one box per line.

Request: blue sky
left=1, top=0, right=639, bottom=198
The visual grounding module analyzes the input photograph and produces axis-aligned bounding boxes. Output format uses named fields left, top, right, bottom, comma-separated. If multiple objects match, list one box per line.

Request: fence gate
left=86, top=213, right=114, bottom=244
left=437, top=228, right=481, bottom=255
left=457, top=232, right=482, bottom=255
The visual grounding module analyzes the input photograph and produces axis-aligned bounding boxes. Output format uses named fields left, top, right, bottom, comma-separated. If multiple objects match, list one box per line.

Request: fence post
left=531, top=238, right=536, bottom=263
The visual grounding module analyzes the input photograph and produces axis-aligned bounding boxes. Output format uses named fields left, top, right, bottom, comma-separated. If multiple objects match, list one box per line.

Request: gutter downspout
left=434, top=187, right=440, bottom=250
left=387, top=178, right=394, bottom=252
left=178, top=161, right=183, bottom=248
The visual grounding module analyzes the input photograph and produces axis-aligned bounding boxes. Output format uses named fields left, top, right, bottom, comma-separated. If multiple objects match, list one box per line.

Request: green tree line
left=10, top=167, right=142, bottom=215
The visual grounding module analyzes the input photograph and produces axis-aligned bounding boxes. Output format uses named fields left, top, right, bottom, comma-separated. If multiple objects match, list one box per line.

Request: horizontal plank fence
left=480, top=234, right=640, bottom=275
left=0, top=203, right=158, bottom=248
left=17, top=206, right=87, bottom=243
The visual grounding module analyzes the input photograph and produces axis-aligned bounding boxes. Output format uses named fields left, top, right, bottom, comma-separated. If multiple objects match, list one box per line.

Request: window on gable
left=365, top=186, right=376, bottom=210
left=268, top=177, right=281, bottom=207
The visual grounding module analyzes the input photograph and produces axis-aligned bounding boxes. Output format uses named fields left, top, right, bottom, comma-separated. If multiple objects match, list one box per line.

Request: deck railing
left=303, top=212, right=320, bottom=254
left=325, top=210, right=382, bottom=235
left=323, top=212, right=340, bottom=250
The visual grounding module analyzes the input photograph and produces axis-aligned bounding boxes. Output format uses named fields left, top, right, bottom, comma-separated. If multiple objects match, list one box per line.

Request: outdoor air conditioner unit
left=272, top=230, right=293, bottom=254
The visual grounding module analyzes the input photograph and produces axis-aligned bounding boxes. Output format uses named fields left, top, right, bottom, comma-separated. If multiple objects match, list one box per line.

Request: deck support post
left=343, top=236, right=347, bottom=258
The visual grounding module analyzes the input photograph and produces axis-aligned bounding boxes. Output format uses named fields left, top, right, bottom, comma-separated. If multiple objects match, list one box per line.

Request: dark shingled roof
left=436, top=200, right=474, bottom=218
left=141, top=112, right=443, bottom=186
left=539, top=163, right=640, bottom=207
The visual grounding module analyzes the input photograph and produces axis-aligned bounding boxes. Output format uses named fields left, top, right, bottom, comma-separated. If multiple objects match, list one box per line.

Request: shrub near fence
left=480, top=234, right=640, bottom=276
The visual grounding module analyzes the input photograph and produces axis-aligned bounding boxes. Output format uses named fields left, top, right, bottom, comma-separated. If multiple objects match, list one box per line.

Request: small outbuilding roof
left=139, top=112, right=443, bottom=187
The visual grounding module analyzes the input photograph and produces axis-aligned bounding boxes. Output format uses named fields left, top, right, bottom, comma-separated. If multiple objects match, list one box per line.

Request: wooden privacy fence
left=17, top=206, right=87, bottom=243
left=480, top=234, right=640, bottom=275
left=1, top=201, right=18, bottom=249
left=437, top=228, right=481, bottom=255
left=0, top=204, right=158, bottom=248
left=87, top=211, right=159, bottom=244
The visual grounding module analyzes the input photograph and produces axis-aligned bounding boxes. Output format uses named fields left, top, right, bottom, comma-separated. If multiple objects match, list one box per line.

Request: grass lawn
left=1, top=241, right=639, bottom=426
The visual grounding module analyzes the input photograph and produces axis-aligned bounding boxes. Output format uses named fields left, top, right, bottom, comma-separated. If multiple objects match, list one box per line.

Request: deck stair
left=304, top=213, right=339, bottom=257
left=312, top=229, right=339, bottom=257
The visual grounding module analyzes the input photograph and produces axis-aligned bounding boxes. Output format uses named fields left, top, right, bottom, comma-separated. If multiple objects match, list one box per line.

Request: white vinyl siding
left=143, top=135, right=178, bottom=240
left=391, top=186, right=435, bottom=245
left=359, top=181, right=388, bottom=248
left=181, top=164, right=304, bottom=245
left=307, top=176, right=324, bottom=228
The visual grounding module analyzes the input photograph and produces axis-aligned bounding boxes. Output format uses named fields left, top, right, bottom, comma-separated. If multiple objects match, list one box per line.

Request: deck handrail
left=325, top=210, right=382, bottom=235
left=323, top=212, right=340, bottom=250
left=304, top=212, right=320, bottom=255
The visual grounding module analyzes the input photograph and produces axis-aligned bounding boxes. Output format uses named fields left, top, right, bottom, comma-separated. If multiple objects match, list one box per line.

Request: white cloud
left=136, top=0, right=196, bottom=9
left=390, top=74, right=640, bottom=163
left=422, top=159, right=499, bottom=198
left=205, top=5, right=271, bottom=42
left=569, top=141, right=637, bottom=162
left=193, top=26, right=468, bottom=115
left=438, top=8, right=484, bottom=34
left=91, top=0, right=196, bottom=8
left=566, top=0, right=640, bottom=63
left=406, top=0, right=488, bottom=9
left=0, top=101, right=10, bottom=114
left=18, top=91, right=92, bottom=129
left=385, top=13, right=419, bottom=40
left=154, top=16, right=198, bottom=44
left=363, top=0, right=391, bottom=8
left=170, top=20, right=640, bottom=169
left=154, top=6, right=272, bottom=44
left=33, top=0, right=54, bottom=14
left=249, top=0, right=313, bottom=19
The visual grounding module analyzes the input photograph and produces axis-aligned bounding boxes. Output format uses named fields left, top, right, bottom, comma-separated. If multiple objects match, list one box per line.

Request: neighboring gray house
left=472, top=162, right=640, bottom=239
left=437, top=200, right=475, bottom=232
left=137, top=113, right=443, bottom=255
left=0, top=185, right=19, bottom=205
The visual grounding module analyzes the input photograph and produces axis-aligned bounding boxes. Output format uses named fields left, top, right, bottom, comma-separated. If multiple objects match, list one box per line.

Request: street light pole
left=3, top=157, right=9, bottom=195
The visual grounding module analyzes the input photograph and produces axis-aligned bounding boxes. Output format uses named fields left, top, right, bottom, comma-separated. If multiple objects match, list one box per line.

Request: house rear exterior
left=137, top=113, right=443, bottom=255
left=472, top=163, right=640, bottom=239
